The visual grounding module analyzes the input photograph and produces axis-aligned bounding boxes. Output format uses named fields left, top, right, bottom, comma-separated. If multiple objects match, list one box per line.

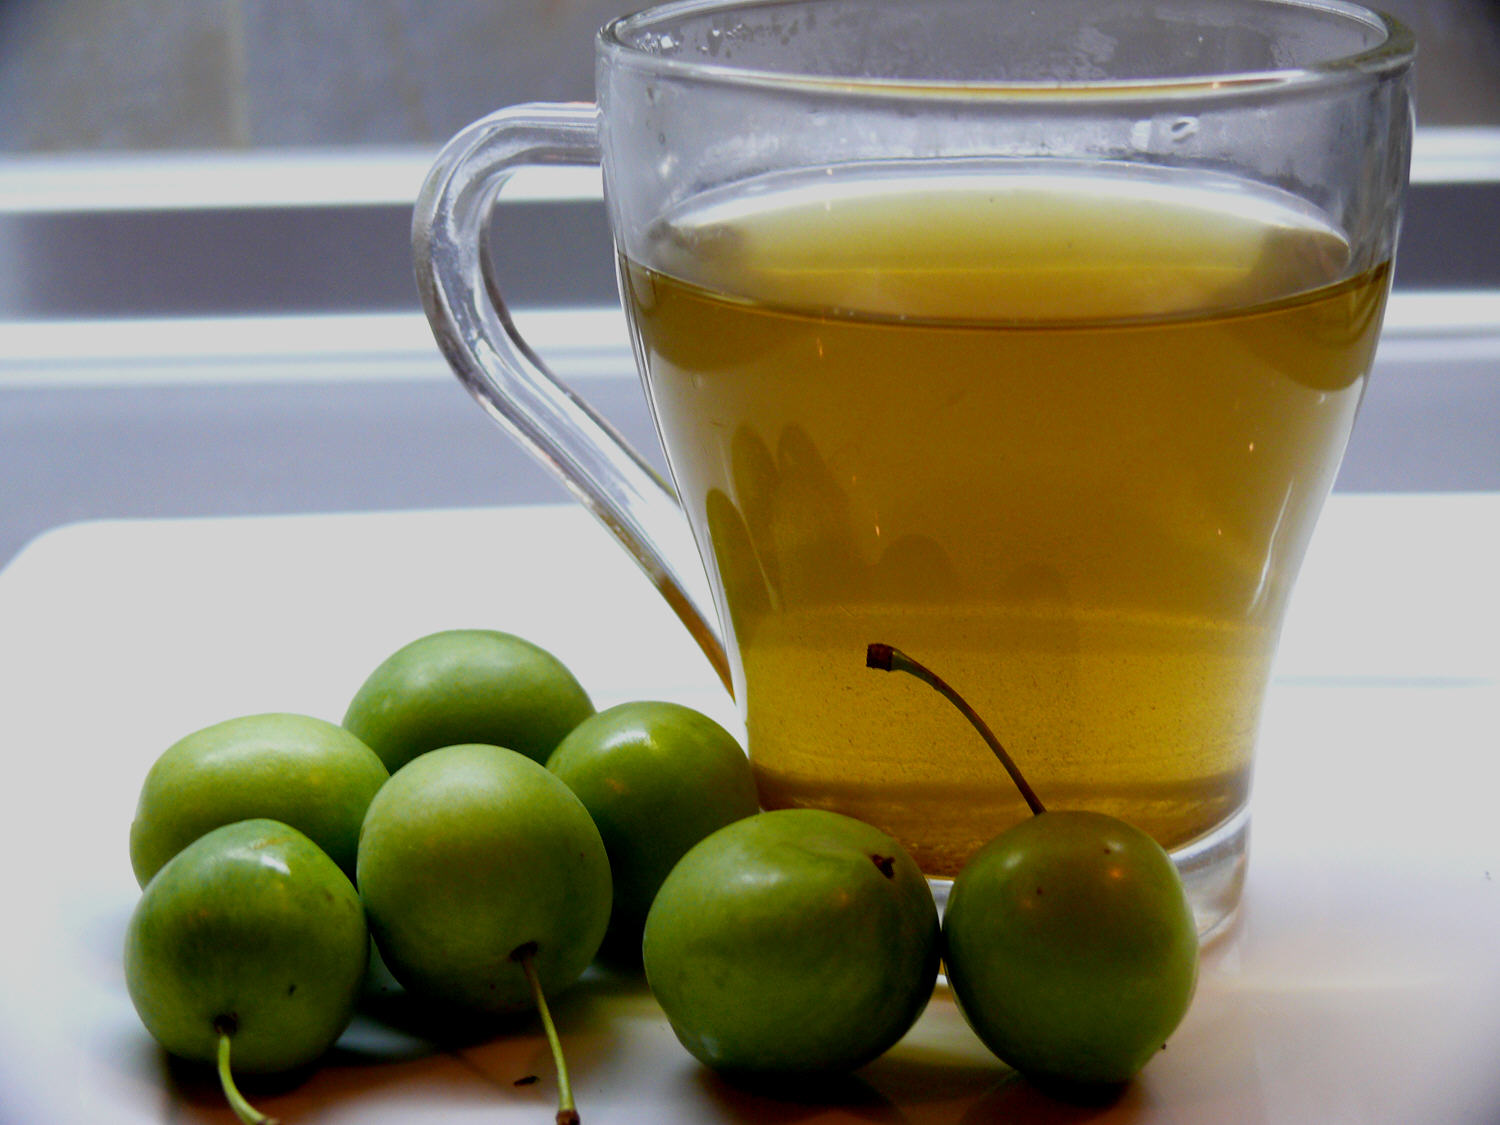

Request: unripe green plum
left=129, top=713, right=388, bottom=887
left=942, top=810, right=1199, bottom=1087
left=124, top=818, right=369, bottom=1074
left=643, top=808, right=940, bottom=1076
left=343, top=629, right=594, bottom=771
left=547, top=701, right=760, bottom=942
left=357, top=743, right=611, bottom=1013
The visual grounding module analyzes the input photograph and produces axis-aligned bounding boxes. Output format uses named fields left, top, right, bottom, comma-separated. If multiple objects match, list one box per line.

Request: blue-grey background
left=1, top=0, right=1498, bottom=150
left=0, top=0, right=1497, bottom=571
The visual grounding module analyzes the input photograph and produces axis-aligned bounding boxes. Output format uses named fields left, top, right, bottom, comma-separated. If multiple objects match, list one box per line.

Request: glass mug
left=414, top=0, right=1414, bottom=935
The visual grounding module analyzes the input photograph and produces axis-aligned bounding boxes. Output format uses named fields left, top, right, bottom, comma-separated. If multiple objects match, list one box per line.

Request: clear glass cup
left=414, top=0, right=1415, bottom=937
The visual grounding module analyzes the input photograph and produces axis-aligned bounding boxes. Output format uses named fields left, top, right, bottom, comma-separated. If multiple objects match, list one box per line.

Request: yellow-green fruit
left=942, top=810, right=1199, bottom=1087
left=129, top=713, right=388, bottom=887
left=643, top=809, right=940, bottom=1075
left=124, top=819, right=369, bottom=1073
left=343, top=629, right=594, bottom=772
left=548, top=701, right=759, bottom=942
left=357, top=743, right=612, bottom=1013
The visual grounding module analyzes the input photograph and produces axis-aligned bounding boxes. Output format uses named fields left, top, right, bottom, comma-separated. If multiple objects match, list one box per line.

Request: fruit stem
left=866, top=642, right=1046, bottom=816
left=512, top=942, right=580, bottom=1125
left=216, top=1032, right=279, bottom=1125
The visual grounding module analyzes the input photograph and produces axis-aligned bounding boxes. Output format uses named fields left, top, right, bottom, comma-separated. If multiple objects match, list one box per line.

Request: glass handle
left=412, top=103, right=732, bottom=693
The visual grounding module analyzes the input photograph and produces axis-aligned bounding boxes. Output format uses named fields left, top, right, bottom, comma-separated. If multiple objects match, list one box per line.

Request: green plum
left=124, top=819, right=369, bottom=1121
left=642, top=808, right=940, bottom=1076
left=356, top=742, right=612, bottom=1014
left=129, top=712, right=389, bottom=887
left=866, top=642, right=1199, bottom=1089
left=547, top=700, right=760, bottom=943
left=942, top=811, right=1199, bottom=1087
left=343, top=629, right=594, bottom=772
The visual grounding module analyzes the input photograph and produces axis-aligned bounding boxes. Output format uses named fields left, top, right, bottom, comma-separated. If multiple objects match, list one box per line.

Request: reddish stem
left=866, top=643, right=1046, bottom=816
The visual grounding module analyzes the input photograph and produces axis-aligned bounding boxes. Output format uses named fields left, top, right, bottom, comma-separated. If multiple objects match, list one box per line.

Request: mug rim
left=598, top=0, right=1415, bottom=101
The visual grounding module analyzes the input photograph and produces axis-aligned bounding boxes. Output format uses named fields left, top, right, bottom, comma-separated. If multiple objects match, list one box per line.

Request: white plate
left=2, top=500, right=1498, bottom=1124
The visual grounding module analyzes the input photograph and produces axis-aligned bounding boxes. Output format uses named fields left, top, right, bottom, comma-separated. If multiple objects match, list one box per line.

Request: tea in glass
left=622, top=160, right=1386, bottom=874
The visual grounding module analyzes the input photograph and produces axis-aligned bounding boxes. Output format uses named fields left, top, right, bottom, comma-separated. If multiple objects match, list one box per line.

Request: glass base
left=1171, top=803, right=1249, bottom=942
left=927, top=804, right=1248, bottom=944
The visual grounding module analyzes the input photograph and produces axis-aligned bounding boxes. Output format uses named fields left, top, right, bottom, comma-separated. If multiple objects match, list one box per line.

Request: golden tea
left=620, top=162, right=1388, bottom=875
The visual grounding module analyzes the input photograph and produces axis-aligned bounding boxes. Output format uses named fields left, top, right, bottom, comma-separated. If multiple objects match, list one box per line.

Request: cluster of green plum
left=123, top=628, right=1200, bottom=1124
